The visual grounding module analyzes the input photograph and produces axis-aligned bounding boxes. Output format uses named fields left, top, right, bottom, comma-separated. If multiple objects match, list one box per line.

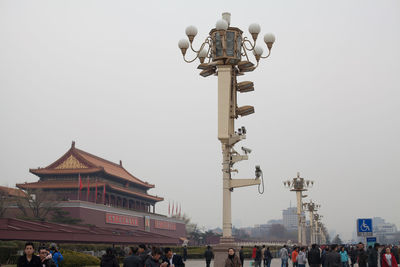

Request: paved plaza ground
left=185, top=258, right=281, bottom=267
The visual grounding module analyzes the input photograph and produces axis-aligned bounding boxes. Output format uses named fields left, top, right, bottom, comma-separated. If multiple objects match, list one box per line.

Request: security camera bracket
left=230, top=154, right=248, bottom=164
left=228, top=134, right=246, bottom=146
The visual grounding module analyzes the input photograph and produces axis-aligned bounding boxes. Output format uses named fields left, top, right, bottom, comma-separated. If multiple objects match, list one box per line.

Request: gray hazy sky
left=1, top=0, right=399, bottom=240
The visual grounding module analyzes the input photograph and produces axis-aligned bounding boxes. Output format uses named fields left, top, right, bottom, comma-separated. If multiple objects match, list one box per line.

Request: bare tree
left=16, top=189, right=58, bottom=221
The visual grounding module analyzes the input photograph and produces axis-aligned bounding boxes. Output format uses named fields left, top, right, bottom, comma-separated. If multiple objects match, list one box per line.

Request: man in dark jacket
left=308, top=244, right=321, bottom=267
left=255, top=246, right=262, bottom=267
left=367, top=243, right=379, bottom=267
left=17, top=242, right=41, bottom=267
left=124, top=247, right=142, bottom=267
left=204, top=246, right=214, bottom=267
left=391, top=246, right=399, bottom=265
left=357, top=243, right=368, bottom=267
left=239, top=246, right=245, bottom=267
left=326, top=245, right=341, bottom=267
left=162, top=247, right=185, bottom=267
left=145, top=248, right=167, bottom=267
left=38, top=247, right=56, bottom=267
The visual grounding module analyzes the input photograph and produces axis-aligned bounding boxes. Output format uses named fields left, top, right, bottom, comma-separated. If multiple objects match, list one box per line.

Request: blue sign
left=367, top=237, right=377, bottom=247
left=357, top=218, right=373, bottom=236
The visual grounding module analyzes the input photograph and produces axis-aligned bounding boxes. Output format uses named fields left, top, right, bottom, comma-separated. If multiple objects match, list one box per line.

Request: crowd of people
left=277, top=243, right=399, bottom=267
left=15, top=240, right=399, bottom=267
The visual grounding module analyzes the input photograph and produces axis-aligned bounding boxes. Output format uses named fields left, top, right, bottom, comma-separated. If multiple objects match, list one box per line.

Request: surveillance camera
left=255, top=165, right=262, bottom=179
left=241, top=146, right=252, bottom=154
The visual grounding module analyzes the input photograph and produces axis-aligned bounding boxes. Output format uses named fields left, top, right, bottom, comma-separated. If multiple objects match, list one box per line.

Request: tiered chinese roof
left=17, top=142, right=163, bottom=202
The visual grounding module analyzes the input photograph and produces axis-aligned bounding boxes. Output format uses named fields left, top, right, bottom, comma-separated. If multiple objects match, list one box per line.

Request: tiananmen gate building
left=10, top=141, right=185, bottom=243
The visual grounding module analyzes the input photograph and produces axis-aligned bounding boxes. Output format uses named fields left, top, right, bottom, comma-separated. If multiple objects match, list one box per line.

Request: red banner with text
left=154, top=220, right=176, bottom=230
left=105, top=213, right=139, bottom=227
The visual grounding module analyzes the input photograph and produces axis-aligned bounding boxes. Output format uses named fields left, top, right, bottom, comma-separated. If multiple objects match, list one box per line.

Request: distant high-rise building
left=282, top=207, right=304, bottom=231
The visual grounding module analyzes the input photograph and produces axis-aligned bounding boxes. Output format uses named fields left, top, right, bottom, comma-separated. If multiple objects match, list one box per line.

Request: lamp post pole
left=178, top=13, right=275, bottom=266
left=284, top=172, right=314, bottom=245
left=304, top=201, right=320, bottom=244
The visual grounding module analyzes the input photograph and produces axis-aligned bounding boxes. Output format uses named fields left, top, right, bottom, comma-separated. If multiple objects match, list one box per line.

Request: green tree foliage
left=331, top=234, right=343, bottom=244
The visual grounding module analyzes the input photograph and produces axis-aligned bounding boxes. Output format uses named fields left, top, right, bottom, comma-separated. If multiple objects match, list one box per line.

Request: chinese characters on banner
left=105, top=213, right=139, bottom=226
left=154, top=220, right=176, bottom=230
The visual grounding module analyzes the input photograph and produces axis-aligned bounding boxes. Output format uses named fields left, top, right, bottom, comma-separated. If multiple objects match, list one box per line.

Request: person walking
left=254, top=246, right=262, bottom=267
left=349, top=247, right=356, bottom=267
left=280, top=245, right=289, bottom=267
left=308, top=244, right=321, bottom=267
left=357, top=243, right=368, bottom=267
left=101, top=248, right=119, bottom=267
left=326, top=245, right=341, bottom=267
left=367, top=243, right=379, bottom=267
left=339, top=247, right=349, bottom=267
left=382, top=247, right=398, bottom=267
left=225, top=248, right=241, bottom=267
left=391, top=246, right=399, bottom=266
left=264, top=247, right=273, bottom=267
left=297, top=247, right=307, bottom=267
left=17, top=242, right=41, bottom=267
left=261, top=245, right=266, bottom=267
left=239, top=246, right=245, bottom=267
left=204, top=246, right=214, bottom=267
left=292, top=247, right=299, bottom=267
left=321, top=247, right=330, bottom=267
left=183, top=246, right=188, bottom=262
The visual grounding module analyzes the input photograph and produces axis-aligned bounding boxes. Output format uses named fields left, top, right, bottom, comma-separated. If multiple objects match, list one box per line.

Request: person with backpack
left=264, top=247, right=273, bottom=267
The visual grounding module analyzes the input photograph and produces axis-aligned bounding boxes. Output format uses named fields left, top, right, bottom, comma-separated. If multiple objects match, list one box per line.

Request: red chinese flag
left=87, top=178, right=90, bottom=201
left=95, top=179, right=98, bottom=203
left=79, top=174, right=83, bottom=190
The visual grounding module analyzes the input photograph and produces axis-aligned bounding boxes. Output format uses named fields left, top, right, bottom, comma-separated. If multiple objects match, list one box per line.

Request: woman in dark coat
left=225, top=248, right=242, bottom=267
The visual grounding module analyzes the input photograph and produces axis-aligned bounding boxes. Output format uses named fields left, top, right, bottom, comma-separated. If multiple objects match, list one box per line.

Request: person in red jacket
left=382, top=247, right=398, bottom=267
left=252, top=246, right=257, bottom=259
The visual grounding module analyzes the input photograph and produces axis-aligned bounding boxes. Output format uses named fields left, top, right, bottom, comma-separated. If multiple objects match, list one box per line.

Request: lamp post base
left=213, top=237, right=238, bottom=267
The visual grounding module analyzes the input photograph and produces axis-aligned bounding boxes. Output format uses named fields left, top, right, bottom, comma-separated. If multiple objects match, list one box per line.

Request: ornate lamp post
left=178, top=13, right=275, bottom=266
left=303, top=200, right=320, bottom=244
left=314, top=214, right=324, bottom=244
left=284, top=172, right=314, bottom=245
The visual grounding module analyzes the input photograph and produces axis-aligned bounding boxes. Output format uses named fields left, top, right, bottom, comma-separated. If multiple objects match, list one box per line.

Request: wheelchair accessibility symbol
left=360, top=220, right=371, bottom=231
left=357, top=218, right=373, bottom=236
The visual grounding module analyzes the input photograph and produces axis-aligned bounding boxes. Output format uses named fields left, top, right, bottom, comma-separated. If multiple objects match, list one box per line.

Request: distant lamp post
left=179, top=12, right=275, bottom=267
left=314, top=213, right=324, bottom=244
left=303, top=200, right=320, bottom=244
left=284, top=172, right=314, bottom=245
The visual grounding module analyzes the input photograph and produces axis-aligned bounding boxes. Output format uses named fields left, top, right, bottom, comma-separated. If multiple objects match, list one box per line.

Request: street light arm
left=190, top=37, right=212, bottom=53
left=242, top=36, right=256, bottom=51
left=260, top=49, right=271, bottom=59
left=183, top=41, right=211, bottom=63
